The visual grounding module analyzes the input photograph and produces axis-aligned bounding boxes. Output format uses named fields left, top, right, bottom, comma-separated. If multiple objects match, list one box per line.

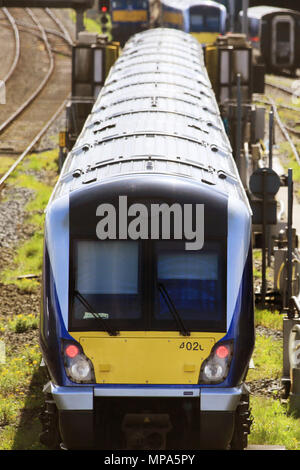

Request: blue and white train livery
left=39, top=28, right=254, bottom=450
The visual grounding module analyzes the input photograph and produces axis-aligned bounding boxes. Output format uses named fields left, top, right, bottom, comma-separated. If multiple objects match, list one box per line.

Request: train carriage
left=110, top=0, right=150, bottom=45
left=160, top=0, right=227, bottom=45
left=40, top=28, right=254, bottom=450
left=239, top=6, right=300, bottom=74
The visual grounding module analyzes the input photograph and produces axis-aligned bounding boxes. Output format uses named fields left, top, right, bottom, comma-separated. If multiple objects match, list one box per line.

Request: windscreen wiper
left=74, top=290, right=119, bottom=336
left=157, top=283, right=190, bottom=336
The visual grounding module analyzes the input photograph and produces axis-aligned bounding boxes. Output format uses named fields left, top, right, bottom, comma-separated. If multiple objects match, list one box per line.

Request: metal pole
left=261, top=169, right=267, bottom=308
left=242, top=0, right=249, bottom=37
left=269, top=107, right=274, bottom=170
left=267, top=108, right=274, bottom=267
left=236, top=74, right=242, bottom=172
left=76, top=9, right=85, bottom=38
left=229, top=0, right=235, bottom=32
left=287, top=169, right=293, bottom=315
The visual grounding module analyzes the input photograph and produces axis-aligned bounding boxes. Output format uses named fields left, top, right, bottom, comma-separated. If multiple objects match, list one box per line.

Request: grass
left=278, top=141, right=300, bottom=198
left=255, top=308, right=283, bottom=331
left=247, top=309, right=283, bottom=383
left=0, top=156, right=16, bottom=176
left=0, top=147, right=58, bottom=450
left=0, top=149, right=58, bottom=290
left=246, top=308, right=300, bottom=449
left=0, top=344, right=41, bottom=397
left=249, top=397, right=300, bottom=449
left=1, top=232, right=44, bottom=290
left=252, top=252, right=273, bottom=283
left=247, top=334, right=282, bottom=382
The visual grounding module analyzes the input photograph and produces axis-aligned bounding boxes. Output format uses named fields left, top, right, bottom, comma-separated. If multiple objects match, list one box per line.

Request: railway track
left=0, top=8, right=55, bottom=135
left=264, top=78, right=300, bottom=166
left=0, top=7, right=72, bottom=177
left=1, top=8, right=20, bottom=84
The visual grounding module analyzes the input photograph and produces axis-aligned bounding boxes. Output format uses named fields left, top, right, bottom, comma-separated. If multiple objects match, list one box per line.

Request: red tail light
left=215, top=345, right=229, bottom=359
left=65, top=344, right=80, bottom=358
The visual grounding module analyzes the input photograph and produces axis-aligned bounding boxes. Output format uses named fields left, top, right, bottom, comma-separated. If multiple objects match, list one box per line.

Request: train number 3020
left=179, top=342, right=204, bottom=351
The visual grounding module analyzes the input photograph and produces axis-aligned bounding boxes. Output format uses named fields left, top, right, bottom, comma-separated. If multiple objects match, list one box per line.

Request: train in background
left=239, top=6, right=300, bottom=75
left=160, top=0, right=227, bottom=45
left=109, top=0, right=150, bottom=45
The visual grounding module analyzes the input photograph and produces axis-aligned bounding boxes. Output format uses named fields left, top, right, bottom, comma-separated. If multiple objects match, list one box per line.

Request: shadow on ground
left=12, top=366, right=48, bottom=450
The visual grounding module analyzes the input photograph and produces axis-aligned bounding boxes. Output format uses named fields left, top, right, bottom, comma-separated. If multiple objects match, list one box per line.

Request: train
left=109, top=0, right=150, bottom=45
left=39, top=27, right=254, bottom=450
left=239, top=6, right=300, bottom=74
left=160, top=0, right=227, bottom=45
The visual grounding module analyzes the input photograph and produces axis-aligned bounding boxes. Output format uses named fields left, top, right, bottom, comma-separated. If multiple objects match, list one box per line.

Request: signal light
left=98, top=0, right=110, bottom=13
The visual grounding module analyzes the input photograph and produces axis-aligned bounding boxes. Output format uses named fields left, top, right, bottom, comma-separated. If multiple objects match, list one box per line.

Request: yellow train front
left=160, top=0, right=227, bottom=45
left=109, top=0, right=150, bottom=46
left=39, top=28, right=254, bottom=450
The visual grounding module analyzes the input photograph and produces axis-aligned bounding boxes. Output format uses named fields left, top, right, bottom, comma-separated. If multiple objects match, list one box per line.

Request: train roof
left=242, top=6, right=300, bottom=20
left=161, top=0, right=226, bottom=12
left=49, top=28, right=249, bottom=212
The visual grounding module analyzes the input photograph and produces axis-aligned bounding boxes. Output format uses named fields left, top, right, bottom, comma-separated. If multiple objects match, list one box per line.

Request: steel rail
left=0, top=97, right=69, bottom=189
left=0, top=17, right=73, bottom=44
left=263, top=79, right=300, bottom=166
left=0, top=8, right=55, bottom=134
left=1, top=7, right=20, bottom=83
left=45, top=7, right=73, bottom=46
left=265, top=78, right=298, bottom=96
left=0, top=19, right=72, bottom=57
left=267, top=95, right=300, bottom=167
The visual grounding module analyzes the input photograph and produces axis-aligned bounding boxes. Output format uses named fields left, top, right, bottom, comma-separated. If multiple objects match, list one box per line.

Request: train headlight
left=62, top=341, right=95, bottom=384
left=199, top=341, right=233, bottom=384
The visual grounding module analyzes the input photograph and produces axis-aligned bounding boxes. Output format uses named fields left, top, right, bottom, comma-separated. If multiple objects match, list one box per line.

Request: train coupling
left=122, top=413, right=172, bottom=450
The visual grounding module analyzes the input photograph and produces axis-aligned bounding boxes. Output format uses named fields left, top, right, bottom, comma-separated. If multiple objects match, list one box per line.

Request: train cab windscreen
left=70, top=239, right=226, bottom=332
left=112, top=0, right=147, bottom=9
left=275, top=20, right=292, bottom=65
left=189, top=7, right=221, bottom=32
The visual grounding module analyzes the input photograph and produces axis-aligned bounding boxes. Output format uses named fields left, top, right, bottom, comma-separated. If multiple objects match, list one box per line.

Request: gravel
left=0, top=185, right=35, bottom=254
left=247, top=378, right=284, bottom=398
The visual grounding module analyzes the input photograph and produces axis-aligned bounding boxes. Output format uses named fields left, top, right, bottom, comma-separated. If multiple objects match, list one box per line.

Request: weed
left=0, top=156, right=16, bottom=176
left=8, top=314, right=38, bottom=334
left=0, top=399, right=19, bottom=426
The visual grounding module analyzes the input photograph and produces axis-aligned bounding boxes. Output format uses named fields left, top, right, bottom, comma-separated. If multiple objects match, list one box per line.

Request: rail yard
left=0, top=0, right=300, bottom=452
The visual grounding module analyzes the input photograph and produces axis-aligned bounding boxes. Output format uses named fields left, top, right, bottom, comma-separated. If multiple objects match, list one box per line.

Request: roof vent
left=146, top=159, right=153, bottom=170
left=72, top=169, right=83, bottom=178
